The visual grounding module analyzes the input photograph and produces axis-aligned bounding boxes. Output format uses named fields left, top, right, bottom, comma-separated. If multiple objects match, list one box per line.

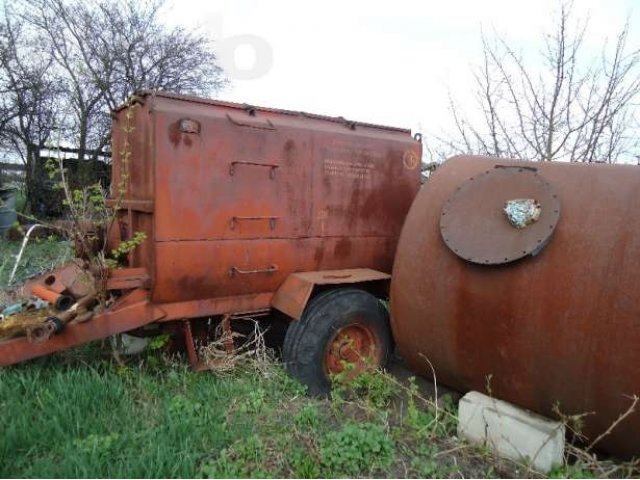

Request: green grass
left=0, top=348, right=301, bottom=478
left=0, top=346, right=463, bottom=479
left=0, top=237, right=72, bottom=290
left=0, top=345, right=638, bottom=478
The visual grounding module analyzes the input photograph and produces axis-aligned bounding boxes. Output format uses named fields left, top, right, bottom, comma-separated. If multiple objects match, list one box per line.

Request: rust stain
left=391, top=154, right=640, bottom=459
left=168, top=121, right=181, bottom=147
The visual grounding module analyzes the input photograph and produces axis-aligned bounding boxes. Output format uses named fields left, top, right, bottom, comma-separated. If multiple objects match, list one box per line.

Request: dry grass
left=199, top=317, right=272, bottom=375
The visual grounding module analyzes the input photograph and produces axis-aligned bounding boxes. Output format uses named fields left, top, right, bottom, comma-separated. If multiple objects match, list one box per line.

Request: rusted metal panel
left=106, top=268, right=151, bottom=290
left=151, top=233, right=399, bottom=303
left=105, top=199, right=154, bottom=213
left=24, top=263, right=95, bottom=299
left=391, top=155, right=640, bottom=459
left=440, top=166, right=560, bottom=264
left=270, top=274, right=314, bottom=320
left=107, top=91, right=419, bottom=308
left=0, top=289, right=163, bottom=366
left=156, top=292, right=274, bottom=321
left=271, top=268, right=391, bottom=320
left=291, top=268, right=391, bottom=285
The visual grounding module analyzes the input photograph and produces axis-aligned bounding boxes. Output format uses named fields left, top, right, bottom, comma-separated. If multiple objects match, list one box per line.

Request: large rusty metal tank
left=391, top=155, right=640, bottom=459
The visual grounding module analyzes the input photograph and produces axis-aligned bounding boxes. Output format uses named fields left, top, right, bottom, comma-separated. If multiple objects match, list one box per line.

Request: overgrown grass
left=2, top=344, right=636, bottom=478
left=0, top=237, right=72, bottom=290
left=0, top=347, right=301, bottom=478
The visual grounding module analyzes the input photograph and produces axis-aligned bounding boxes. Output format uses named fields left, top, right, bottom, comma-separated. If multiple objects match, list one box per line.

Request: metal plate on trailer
left=439, top=166, right=560, bottom=265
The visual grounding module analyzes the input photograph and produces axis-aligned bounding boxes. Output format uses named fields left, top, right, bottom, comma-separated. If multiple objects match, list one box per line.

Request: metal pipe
left=26, top=295, right=97, bottom=344
left=30, top=285, right=74, bottom=311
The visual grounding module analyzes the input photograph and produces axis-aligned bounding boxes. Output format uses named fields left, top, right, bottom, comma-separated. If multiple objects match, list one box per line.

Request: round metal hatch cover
left=440, top=166, right=560, bottom=265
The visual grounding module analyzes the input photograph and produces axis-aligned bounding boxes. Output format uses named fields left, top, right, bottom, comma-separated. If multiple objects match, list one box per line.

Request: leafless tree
left=21, top=0, right=226, bottom=163
left=0, top=0, right=226, bottom=212
left=436, top=3, right=640, bottom=164
left=0, top=9, right=62, bottom=209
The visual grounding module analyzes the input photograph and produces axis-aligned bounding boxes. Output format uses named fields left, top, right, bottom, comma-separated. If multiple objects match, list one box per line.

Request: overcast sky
left=166, top=0, right=638, bottom=146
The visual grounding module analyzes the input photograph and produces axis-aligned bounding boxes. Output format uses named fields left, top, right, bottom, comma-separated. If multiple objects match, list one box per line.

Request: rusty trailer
left=0, top=91, right=421, bottom=394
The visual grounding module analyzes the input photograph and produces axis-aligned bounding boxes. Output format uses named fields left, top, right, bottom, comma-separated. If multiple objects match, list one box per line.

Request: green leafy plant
left=320, top=422, right=394, bottom=477
left=289, top=446, right=321, bottom=478
left=73, top=433, right=121, bottom=455
left=108, top=231, right=146, bottom=266
left=167, top=394, right=202, bottom=417
left=350, top=369, right=395, bottom=408
left=550, top=464, right=595, bottom=479
left=294, top=403, right=321, bottom=429
left=404, top=376, right=436, bottom=439
left=200, top=435, right=271, bottom=479
left=148, top=333, right=171, bottom=351
left=39, top=101, right=144, bottom=303
left=236, top=387, right=267, bottom=415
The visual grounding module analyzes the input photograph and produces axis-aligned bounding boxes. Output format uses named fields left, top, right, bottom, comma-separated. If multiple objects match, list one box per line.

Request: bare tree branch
left=436, top=1, right=640, bottom=164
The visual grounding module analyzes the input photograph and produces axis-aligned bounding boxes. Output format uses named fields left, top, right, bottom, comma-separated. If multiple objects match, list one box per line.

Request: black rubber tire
left=282, top=288, right=392, bottom=396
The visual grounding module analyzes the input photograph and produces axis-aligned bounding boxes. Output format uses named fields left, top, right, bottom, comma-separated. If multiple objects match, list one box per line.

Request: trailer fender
left=271, top=268, right=391, bottom=320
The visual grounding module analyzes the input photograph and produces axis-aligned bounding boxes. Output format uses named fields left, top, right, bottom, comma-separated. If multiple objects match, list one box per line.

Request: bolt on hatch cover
left=439, top=165, right=561, bottom=265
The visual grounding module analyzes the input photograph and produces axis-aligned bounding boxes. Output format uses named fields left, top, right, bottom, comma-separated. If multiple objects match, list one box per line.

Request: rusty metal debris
left=31, top=284, right=74, bottom=311
left=26, top=295, right=97, bottom=344
left=0, top=308, right=54, bottom=340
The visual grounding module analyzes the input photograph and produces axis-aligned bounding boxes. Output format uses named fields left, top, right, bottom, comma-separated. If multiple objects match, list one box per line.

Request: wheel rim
left=324, top=322, right=382, bottom=376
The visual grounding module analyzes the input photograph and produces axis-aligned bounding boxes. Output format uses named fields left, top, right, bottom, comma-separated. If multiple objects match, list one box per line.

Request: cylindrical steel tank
left=391, top=155, right=640, bottom=459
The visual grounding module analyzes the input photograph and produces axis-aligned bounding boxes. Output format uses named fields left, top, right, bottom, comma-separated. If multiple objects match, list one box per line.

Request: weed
left=436, top=393, right=459, bottom=436
left=550, top=463, right=595, bottom=479
left=351, top=369, right=395, bottom=408
left=320, top=421, right=394, bottom=477
left=404, top=376, right=436, bottom=438
left=409, top=443, right=441, bottom=477
left=73, top=433, right=121, bottom=455
left=148, top=333, right=171, bottom=351
left=167, top=394, right=203, bottom=417
left=289, top=445, right=321, bottom=478
left=294, top=402, right=321, bottom=429
left=200, top=435, right=271, bottom=479
left=237, top=387, right=267, bottom=415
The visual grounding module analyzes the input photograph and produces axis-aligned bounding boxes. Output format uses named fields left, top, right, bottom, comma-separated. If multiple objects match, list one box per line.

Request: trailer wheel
left=282, top=288, right=392, bottom=395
